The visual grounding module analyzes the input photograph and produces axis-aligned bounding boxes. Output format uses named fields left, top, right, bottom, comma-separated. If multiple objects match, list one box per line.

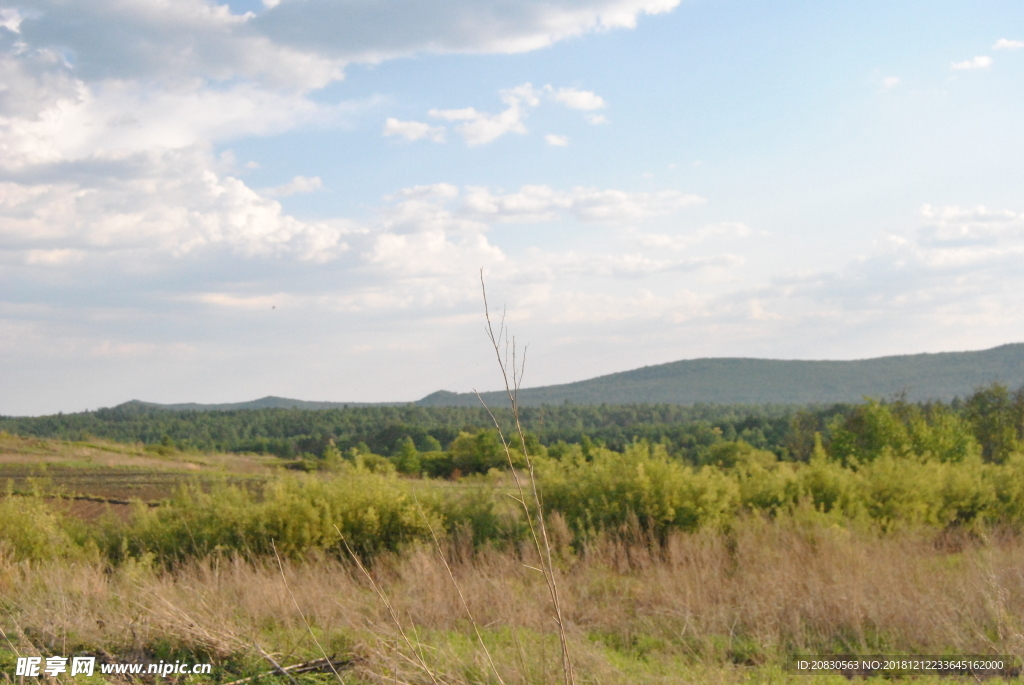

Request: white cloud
left=0, top=0, right=663, bottom=288
left=263, top=175, right=323, bottom=197
left=632, top=222, right=752, bottom=250
left=459, top=185, right=705, bottom=224
left=916, top=204, right=1023, bottom=247
left=197, top=292, right=290, bottom=309
left=549, top=87, right=606, bottom=110
left=419, top=83, right=608, bottom=145
left=254, top=0, right=681, bottom=63
left=745, top=204, right=1024, bottom=335
left=586, top=113, right=609, bottom=125
left=951, top=55, right=993, bottom=70
left=0, top=29, right=365, bottom=267
left=540, top=251, right=743, bottom=279
left=16, top=0, right=345, bottom=91
left=882, top=76, right=900, bottom=89
left=11, top=0, right=680, bottom=92
left=0, top=148, right=351, bottom=263
left=24, top=249, right=85, bottom=266
left=545, top=134, right=569, bottom=147
left=0, top=7, right=24, bottom=33
left=383, top=117, right=446, bottom=142
left=568, top=188, right=706, bottom=223
left=993, top=38, right=1024, bottom=51
left=0, top=53, right=365, bottom=173
left=429, top=84, right=540, bottom=145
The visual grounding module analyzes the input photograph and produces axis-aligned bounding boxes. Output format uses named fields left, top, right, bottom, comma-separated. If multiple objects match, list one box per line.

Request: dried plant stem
left=476, top=268, right=575, bottom=685
left=271, top=541, right=348, bottom=685
left=414, top=498, right=506, bottom=685
left=336, top=528, right=443, bottom=685
left=254, top=643, right=299, bottom=685
left=220, top=657, right=351, bottom=685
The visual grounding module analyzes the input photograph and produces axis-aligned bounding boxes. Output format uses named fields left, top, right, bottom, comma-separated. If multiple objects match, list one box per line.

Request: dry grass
left=3, top=518, right=1023, bottom=684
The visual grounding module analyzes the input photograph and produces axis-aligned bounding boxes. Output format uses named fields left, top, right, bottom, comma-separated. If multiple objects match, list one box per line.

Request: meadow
left=3, top=389, right=1024, bottom=684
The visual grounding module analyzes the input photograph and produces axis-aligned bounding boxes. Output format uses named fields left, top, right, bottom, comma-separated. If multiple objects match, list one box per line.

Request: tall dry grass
left=3, top=518, right=1023, bottom=683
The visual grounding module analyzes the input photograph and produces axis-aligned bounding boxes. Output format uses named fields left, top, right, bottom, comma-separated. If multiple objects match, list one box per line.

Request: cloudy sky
left=2, top=0, right=1023, bottom=415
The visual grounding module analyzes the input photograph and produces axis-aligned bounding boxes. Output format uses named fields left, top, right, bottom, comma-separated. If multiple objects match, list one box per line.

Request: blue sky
left=1, top=0, right=1023, bottom=415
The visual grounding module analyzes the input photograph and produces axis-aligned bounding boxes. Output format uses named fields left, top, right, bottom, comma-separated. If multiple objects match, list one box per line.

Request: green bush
left=115, top=465, right=440, bottom=562
left=540, top=441, right=739, bottom=541
left=0, top=492, right=76, bottom=561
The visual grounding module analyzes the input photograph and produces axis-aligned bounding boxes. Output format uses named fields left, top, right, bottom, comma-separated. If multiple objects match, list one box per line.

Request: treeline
left=0, top=401, right=799, bottom=462
left=2, top=385, right=1023, bottom=471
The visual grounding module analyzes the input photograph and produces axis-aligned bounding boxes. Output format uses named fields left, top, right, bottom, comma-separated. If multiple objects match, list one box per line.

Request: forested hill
left=131, top=397, right=390, bottom=411
left=42, top=343, right=1024, bottom=414
left=420, top=343, right=1024, bottom=407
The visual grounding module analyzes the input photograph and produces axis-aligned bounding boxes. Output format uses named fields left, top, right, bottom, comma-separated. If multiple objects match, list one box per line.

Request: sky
left=1, top=0, right=1023, bottom=415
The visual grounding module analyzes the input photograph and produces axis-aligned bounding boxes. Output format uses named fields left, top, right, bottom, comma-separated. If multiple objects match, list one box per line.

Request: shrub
left=0, top=493, right=76, bottom=561
left=116, top=466, right=439, bottom=563
left=540, top=441, right=739, bottom=542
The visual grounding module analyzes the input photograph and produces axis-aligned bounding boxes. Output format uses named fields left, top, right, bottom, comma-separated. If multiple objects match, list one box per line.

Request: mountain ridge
left=120, top=343, right=1024, bottom=412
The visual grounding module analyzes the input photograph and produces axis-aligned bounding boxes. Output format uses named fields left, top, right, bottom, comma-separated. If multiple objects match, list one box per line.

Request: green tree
left=393, top=436, right=420, bottom=474
left=829, top=400, right=910, bottom=464
left=965, top=384, right=1023, bottom=463
left=420, top=435, right=443, bottom=451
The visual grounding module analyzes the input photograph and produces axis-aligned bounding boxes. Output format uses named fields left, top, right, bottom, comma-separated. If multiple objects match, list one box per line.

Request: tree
left=392, top=436, right=420, bottom=474
left=965, top=384, right=1023, bottom=463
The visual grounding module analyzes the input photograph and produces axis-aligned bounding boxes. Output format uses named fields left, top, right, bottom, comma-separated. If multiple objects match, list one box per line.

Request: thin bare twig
left=414, top=497, right=506, bottom=685
left=220, top=657, right=351, bottom=685
left=476, top=268, right=575, bottom=685
left=271, top=541, right=348, bottom=685
left=335, top=527, right=443, bottom=685
left=254, top=642, right=299, bottom=685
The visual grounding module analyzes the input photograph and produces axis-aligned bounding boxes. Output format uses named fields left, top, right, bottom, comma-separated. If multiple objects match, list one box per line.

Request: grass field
left=2, top=432, right=1023, bottom=684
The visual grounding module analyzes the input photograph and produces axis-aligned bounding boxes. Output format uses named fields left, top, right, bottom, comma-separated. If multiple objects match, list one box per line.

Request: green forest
left=3, top=383, right=1023, bottom=473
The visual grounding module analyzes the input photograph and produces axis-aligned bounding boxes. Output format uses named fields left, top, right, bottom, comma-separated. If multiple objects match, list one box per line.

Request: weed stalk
left=475, top=269, right=575, bottom=685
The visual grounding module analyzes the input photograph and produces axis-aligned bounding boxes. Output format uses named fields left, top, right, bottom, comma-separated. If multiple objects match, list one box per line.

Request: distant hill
left=126, top=344, right=1024, bottom=412
left=125, top=396, right=393, bottom=412
left=417, top=343, right=1024, bottom=407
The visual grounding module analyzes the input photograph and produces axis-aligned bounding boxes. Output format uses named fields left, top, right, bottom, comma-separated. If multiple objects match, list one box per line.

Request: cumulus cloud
left=253, top=0, right=681, bottom=63
left=993, top=38, right=1024, bottom=51
left=2, top=0, right=667, bottom=282
left=460, top=185, right=705, bottom=224
left=882, top=76, right=900, bottom=89
left=9, top=0, right=680, bottom=93
left=15, top=0, right=345, bottom=91
left=632, top=222, right=752, bottom=250
left=951, top=55, right=993, bottom=70
left=10, top=0, right=680, bottom=91
left=541, top=251, right=743, bottom=279
left=0, top=147, right=351, bottom=263
left=196, top=292, right=290, bottom=309
left=383, top=117, right=446, bottom=142
left=0, top=7, right=24, bottom=33
left=740, top=204, right=1024, bottom=337
left=263, top=175, right=323, bottom=197
left=0, top=66, right=361, bottom=172
left=429, top=83, right=540, bottom=145
left=416, top=83, right=608, bottom=145
left=545, top=134, right=569, bottom=146
left=549, top=87, right=607, bottom=110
